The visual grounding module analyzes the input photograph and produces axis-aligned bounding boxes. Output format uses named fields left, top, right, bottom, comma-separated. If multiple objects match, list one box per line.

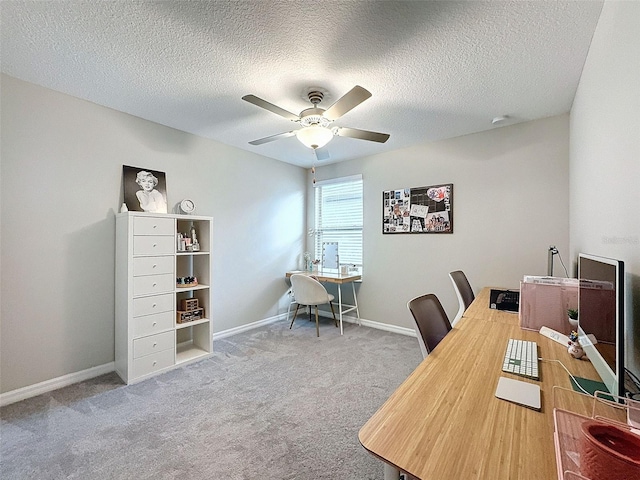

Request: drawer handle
left=152, top=243, right=157, bottom=248
left=152, top=303, right=157, bottom=308
left=153, top=225, right=157, bottom=229
left=153, top=342, right=157, bottom=347
left=152, top=321, right=157, bottom=326
left=153, top=361, right=157, bottom=366
left=152, top=264, right=157, bottom=268
left=152, top=283, right=157, bottom=287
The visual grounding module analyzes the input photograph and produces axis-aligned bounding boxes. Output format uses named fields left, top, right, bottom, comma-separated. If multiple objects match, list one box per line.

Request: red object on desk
left=580, top=420, right=640, bottom=480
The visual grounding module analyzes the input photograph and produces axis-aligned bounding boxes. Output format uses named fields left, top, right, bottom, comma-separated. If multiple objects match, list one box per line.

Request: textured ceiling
left=1, top=1, right=603, bottom=168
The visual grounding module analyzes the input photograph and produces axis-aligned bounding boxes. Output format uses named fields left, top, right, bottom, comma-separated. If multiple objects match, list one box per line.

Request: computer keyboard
left=502, top=338, right=539, bottom=380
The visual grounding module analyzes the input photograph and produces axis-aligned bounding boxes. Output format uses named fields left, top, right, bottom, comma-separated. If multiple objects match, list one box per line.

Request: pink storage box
left=519, top=276, right=578, bottom=334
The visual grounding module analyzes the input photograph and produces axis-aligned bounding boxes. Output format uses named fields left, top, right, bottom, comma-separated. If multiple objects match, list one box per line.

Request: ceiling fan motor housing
left=307, top=90, right=324, bottom=105
left=300, top=107, right=330, bottom=127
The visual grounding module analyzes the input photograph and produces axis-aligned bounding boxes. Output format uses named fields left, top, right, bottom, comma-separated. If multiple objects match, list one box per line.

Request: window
left=313, top=175, right=363, bottom=270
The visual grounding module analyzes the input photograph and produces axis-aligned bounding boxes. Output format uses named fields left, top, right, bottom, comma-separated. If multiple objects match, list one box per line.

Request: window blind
left=313, top=175, right=363, bottom=268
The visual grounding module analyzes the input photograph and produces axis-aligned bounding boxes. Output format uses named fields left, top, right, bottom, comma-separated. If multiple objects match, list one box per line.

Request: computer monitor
left=577, top=253, right=625, bottom=398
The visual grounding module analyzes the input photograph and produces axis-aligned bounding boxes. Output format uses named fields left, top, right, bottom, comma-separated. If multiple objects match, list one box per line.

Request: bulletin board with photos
left=383, top=184, right=453, bottom=234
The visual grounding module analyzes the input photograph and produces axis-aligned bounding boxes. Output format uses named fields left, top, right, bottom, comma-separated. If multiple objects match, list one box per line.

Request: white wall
left=314, top=115, right=570, bottom=329
left=570, top=1, right=640, bottom=376
left=0, top=75, right=307, bottom=393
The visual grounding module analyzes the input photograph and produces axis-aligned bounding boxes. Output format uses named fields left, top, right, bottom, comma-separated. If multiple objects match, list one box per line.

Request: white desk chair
left=289, top=274, right=337, bottom=337
left=285, top=277, right=298, bottom=322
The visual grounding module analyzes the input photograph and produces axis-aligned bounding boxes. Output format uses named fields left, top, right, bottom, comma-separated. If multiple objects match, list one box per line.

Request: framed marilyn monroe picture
left=122, top=165, right=168, bottom=213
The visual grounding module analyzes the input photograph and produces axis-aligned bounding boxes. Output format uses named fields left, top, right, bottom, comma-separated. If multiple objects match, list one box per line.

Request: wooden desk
left=286, top=270, right=361, bottom=335
left=359, top=287, right=601, bottom=479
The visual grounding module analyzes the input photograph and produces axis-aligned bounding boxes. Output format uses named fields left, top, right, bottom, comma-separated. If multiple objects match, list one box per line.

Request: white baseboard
left=292, top=308, right=416, bottom=337
left=2, top=312, right=413, bottom=406
left=354, top=317, right=416, bottom=337
left=0, top=362, right=115, bottom=407
left=213, top=312, right=285, bottom=341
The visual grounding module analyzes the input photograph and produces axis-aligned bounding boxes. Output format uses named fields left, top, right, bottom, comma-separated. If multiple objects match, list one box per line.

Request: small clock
left=179, top=198, right=196, bottom=215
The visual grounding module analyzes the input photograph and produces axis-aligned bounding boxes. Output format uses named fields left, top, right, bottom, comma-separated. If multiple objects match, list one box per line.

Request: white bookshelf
left=115, top=212, right=213, bottom=384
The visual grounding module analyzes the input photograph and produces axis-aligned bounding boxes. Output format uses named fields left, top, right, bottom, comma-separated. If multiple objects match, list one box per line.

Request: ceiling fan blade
left=314, top=147, right=331, bottom=161
left=248, top=131, right=296, bottom=145
left=242, top=95, right=300, bottom=121
left=323, top=86, right=372, bottom=121
left=336, top=127, right=390, bottom=143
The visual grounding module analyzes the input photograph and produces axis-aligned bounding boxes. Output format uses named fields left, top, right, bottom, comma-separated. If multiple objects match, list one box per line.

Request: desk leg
left=351, top=281, right=360, bottom=326
left=384, top=464, right=401, bottom=480
left=337, top=283, right=344, bottom=335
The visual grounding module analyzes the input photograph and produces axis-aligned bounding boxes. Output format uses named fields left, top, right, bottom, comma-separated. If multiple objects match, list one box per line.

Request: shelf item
left=177, top=308, right=204, bottom=324
left=553, top=387, right=640, bottom=480
left=181, top=298, right=199, bottom=311
left=115, top=212, right=212, bottom=384
left=179, top=198, right=196, bottom=215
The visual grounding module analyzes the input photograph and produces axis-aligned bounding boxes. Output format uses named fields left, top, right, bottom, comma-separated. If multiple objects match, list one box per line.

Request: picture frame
left=382, top=183, right=453, bottom=234
left=122, top=165, right=168, bottom=213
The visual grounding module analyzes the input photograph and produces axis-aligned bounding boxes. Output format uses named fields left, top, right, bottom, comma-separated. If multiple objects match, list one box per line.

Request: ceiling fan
left=242, top=86, right=390, bottom=153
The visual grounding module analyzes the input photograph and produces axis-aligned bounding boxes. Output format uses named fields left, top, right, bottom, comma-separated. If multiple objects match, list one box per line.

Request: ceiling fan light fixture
left=296, top=126, right=334, bottom=149
left=300, top=113, right=330, bottom=128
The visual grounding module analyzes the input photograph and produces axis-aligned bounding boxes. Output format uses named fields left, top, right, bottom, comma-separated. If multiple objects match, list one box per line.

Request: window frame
left=312, top=174, right=363, bottom=272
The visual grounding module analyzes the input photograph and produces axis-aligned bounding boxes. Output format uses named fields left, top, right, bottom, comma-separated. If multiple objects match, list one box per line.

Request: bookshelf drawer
left=133, top=348, right=174, bottom=378
left=133, top=293, right=173, bottom=317
left=133, top=236, right=175, bottom=255
left=133, top=256, right=174, bottom=276
left=133, top=311, right=174, bottom=338
left=133, top=273, right=174, bottom=297
left=133, top=216, right=174, bottom=236
left=133, top=331, right=174, bottom=359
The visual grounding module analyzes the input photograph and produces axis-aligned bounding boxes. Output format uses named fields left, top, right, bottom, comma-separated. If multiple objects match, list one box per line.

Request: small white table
left=285, top=270, right=361, bottom=334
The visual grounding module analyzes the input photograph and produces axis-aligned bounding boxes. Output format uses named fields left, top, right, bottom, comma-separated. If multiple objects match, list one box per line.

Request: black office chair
left=407, top=294, right=452, bottom=359
left=449, top=270, right=475, bottom=326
